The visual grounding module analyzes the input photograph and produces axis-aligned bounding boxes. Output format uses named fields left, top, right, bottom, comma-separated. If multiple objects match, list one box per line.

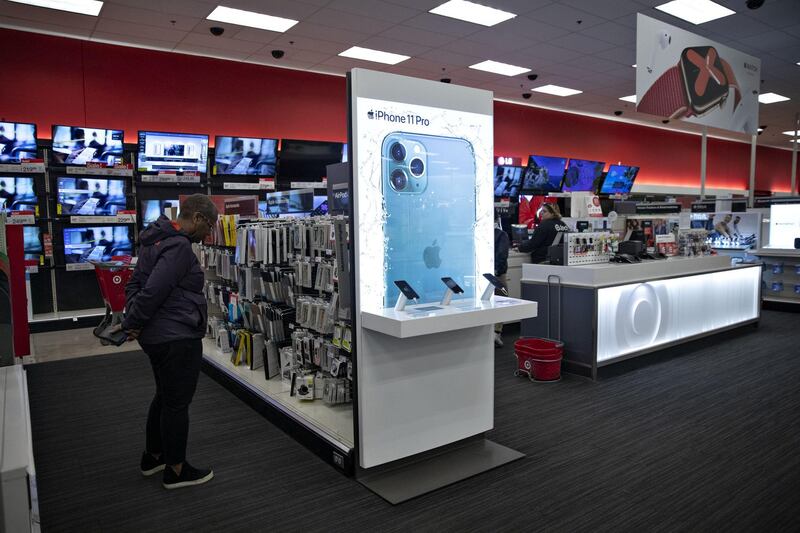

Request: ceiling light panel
left=532, top=84, right=583, bottom=97
left=469, top=60, right=529, bottom=76
left=338, top=46, right=410, bottom=65
left=9, top=0, right=103, bottom=16
left=759, top=93, right=790, bottom=104
left=619, top=95, right=637, bottom=103
left=207, top=6, right=299, bottom=32
left=655, top=0, right=735, bottom=25
left=429, top=0, right=516, bottom=27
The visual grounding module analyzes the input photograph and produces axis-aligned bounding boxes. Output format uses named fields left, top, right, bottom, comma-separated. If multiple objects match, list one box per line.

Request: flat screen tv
left=521, top=155, right=567, bottom=193
left=563, top=159, right=606, bottom=192
left=56, top=177, right=127, bottom=216
left=263, top=188, right=315, bottom=215
left=23, top=226, right=42, bottom=262
left=137, top=131, right=209, bottom=173
left=141, top=198, right=180, bottom=225
left=278, top=139, right=344, bottom=180
left=493, top=165, right=524, bottom=197
left=312, top=195, right=328, bottom=216
left=51, top=125, right=124, bottom=166
left=214, top=136, right=278, bottom=176
left=0, top=122, right=37, bottom=163
left=63, top=226, right=133, bottom=264
left=600, top=165, right=640, bottom=194
left=0, top=177, right=37, bottom=212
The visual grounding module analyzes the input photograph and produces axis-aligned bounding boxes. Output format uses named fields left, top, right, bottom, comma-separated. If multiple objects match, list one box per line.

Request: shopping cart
left=90, top=256, right=135, bottom=346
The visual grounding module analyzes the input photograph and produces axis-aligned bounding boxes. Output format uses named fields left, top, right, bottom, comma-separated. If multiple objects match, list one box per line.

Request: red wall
left=0, top=28, right=793, bottom=193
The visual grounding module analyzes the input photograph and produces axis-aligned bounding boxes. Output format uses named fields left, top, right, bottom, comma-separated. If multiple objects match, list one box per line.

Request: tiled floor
left=26, top=327, right=141, bottom=364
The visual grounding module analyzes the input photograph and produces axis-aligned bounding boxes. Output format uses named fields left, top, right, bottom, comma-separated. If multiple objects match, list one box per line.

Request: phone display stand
left=480, top=284, right=495, bottom=302
left=440, top=288, right=454, bottom=306
left=395, top=293, right=410, bottom=311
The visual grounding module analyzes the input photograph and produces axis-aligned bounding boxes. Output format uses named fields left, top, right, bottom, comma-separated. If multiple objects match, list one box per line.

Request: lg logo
left=496, top=156, right=514, bottom=165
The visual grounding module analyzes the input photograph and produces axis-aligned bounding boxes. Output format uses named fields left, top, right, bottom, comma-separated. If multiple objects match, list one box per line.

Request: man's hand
left=110, top=324, right=141, bottom=342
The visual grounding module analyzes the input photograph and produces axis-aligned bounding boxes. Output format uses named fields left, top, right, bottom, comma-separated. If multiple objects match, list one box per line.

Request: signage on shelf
left=141, top=171, right=202, bottom=184
left=67, top=163, right=134, bottom=177
left=6, top=211, right=35, bottom=225
left=0, top=159, right=45, bottom=173
left=66, top=263, right=95, bottom=272
left=69, top=213, right=137, bottom=224
left=291, top=179, right=327, bottom=189
left=635, top=202, right=682, bottom=215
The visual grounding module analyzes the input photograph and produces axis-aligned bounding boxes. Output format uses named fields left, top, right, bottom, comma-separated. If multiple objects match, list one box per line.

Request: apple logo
left=423, top=240, right=441, bottom=269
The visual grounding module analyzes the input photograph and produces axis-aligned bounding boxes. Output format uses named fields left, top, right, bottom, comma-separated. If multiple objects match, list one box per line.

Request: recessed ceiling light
left=469, top=60, right=530, bottom=76
left=619, top=95, right=637, bottom=103
left=759, top=93, right=790, bottom=104
left=9, top=0, right=103, bottom=16
left=655, top=0, right=735, bottom=24
left=207, top=5, right=298, bottom=32
left=632, top=64, right=637, bottom=68
left=338, top=46, right=409, bottom=65
left=430, top=0, right=516, bottom=27
left=757, top=127, right=764, bottom=132
left=782, top=130, right=799, bottom=136
left=532, top=84, right=582, bottom=97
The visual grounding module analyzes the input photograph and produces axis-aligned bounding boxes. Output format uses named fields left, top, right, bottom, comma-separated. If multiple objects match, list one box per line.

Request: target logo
left=113, top=275, right=122, bottom=284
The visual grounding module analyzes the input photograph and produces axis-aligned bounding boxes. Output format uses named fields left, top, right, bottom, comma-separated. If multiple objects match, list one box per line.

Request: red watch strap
left=638, top=65, right=691, bottom=118
left=720, top=58, right=741, bottom=108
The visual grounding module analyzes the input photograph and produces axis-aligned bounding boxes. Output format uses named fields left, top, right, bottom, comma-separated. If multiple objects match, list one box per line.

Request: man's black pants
left=140, top=338, right=203, bottom=466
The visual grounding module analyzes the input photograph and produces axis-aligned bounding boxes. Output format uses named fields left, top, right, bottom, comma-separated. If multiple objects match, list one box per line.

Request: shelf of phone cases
left=565, top=232, right=617, bottom=266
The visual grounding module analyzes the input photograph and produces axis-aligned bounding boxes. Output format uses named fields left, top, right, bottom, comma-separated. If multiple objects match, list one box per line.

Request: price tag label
left=6, top=212, right=35, bottom=225
left=259, top=178, right=276, bottom=190
left=66, top=263, right=95, bottom=272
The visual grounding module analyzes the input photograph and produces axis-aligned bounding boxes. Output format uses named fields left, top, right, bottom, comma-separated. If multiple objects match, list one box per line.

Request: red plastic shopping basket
left=514, top=338, right=564, bottom=382
left=91, top=256, right=135, bottom=344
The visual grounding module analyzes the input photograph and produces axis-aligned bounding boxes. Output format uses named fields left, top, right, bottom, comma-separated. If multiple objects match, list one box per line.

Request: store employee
left=518, top=203, right=570, bottom=263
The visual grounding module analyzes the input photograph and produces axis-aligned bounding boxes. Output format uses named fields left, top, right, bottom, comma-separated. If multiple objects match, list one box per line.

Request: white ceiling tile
left=179, top=32, right=266, bottom=53
left=578, top=21, right=635, bottom=47
left=741, top=30, right=798, bottom=53
left=0, top=16, right=93, bottom=37
left=357, top=35, right=431, bottom=56
left=441, top=38, right=513, bottom=57
left=567, top=55, right=629, bottom=75
left=400, top=56, right=453, bottom=74
left=548, top=33, right=617, bottom=54
left=514, top=42, right=584, bottom=62
left=303, top=8, right=394, bottom=34
left=403, top=12, right=483, bottom=37
left=745, top=0, right=800, bottom=30
left=593, top=45, right=636, bottom=66
left=702, top=15, right=775, bottom=39
left=229, top=27, right=283, bottom=44
left=286, top=21, right=371, bottom=44
left=269, top=34, right=344, bottom=54
left=94, top=18, right=187, bottom=42
left=378, top=24, right=456, bottom=47
left=173, top=43, right=251, bottom=61
left=246, top=54, right=318, bottom=70
left=418, top=47, right=483, bottom=67
left=90, top=31, right=177, bottom=50
left=461, top=24, right=539, bottom=52
left=326, top=0, right=421, bottom=22
left=382, top=0, right=440, bottom=9
left=488, top=0, right=555, bottom=16
left=561, top=0, right=642, bottom=18
left=0, top=2, right=99, bottom=29
left=104, top=0, right=216, bottom=17
left=99, top=4, right=201, bottom=31
left=526, top=3, right=607, bottom=30
left=259, top=48, right=332, bottom=64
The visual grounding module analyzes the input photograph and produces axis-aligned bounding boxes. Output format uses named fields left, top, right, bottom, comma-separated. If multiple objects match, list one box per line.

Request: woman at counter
left=517, top=203, right=570, bottom=264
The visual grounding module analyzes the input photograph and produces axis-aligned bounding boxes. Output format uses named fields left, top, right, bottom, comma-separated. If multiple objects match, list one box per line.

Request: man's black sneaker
left=140, top=452, right=165, bottom=476
left=162, top=462, right=213, bottom=489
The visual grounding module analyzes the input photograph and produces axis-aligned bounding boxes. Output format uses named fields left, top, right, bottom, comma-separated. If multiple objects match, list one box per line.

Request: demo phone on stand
left=382, top=132, right=477, bottom=306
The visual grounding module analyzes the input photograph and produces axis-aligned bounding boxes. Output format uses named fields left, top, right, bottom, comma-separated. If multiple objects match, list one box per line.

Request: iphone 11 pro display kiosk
left=348, top=69, right=536, bottom=503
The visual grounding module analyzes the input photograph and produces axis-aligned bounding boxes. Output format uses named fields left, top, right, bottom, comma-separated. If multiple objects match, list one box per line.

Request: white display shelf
left=201, top=339, right=354, bottom=450
left=763, top=295, right=800, bottom=304
left=30, top=308, right=106, bottom=323
left=361, top=296, right=537, bottom=339
left=752, top=248, right=800, bottom=258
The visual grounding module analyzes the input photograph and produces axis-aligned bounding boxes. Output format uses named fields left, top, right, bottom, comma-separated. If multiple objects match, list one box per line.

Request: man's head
left=100, top=230, right=106, bottom=238
left=178, top=194, right=218, bottom=243
left=0, top=180, right=6, bottom=189
left=724, top=214, right=733, bottom=223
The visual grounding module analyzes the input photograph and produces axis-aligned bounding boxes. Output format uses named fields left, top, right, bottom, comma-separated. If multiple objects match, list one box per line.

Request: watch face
left=680, top=46, right=729, bottom=115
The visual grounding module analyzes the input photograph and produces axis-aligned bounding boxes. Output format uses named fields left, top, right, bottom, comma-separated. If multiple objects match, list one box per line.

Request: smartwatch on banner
left=638, top=46, right=741, bottom=119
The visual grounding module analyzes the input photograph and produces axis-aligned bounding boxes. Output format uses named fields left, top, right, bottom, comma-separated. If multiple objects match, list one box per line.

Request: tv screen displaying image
left=521, top=155, right=567, bottom=193
left=263, top=188, right=314, bottom=215
left=279, top=139, right=344, bottom=180
left=214, top=136, right=277, bottom=176
left=141, top=199, right=180, bottom=225
left=57, top=177, right=127, bottom=216
left=563, top=159, right=606, bottom=192
left=51, top=125, right=124, bottom=166
left=600, top=165, right=640, bottom=194
left=0, top=177, right=37, bottom=212
left=0, top=122, right=37, bottom=163
left=23, top=226, right=42, bottom=261
left=312, top=195, right=328, bottom=216
left=63, top=226, right=133, bottom=264
left=493, top=165, right=524, bottom=197
left=137, top=131, right=209, bottom=173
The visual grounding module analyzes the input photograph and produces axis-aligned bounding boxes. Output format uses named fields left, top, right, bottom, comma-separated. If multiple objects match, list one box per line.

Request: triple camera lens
left=390, top=168, right=408, bottom=191
left=390, top=142, right=406, bottom=162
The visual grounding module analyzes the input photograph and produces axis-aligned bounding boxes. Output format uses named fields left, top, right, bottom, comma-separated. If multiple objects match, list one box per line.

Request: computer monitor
left=0, top=122, right=37, bottom=163
left=56, top=177, right=127, bottom=216
left=23, top=226, right=42, bottom=262
left=0, top=177, right=37, bottom=213
left=262, top=188, right=315, bottom=215
left=51, top=125, right=124, bottom=166
left=137, top=131, right=209, bottom=173
left=493, top=165, right=524, bottom=197
left=214, top=136, right=278, bottom=176
left=278, top=139, right=344, bottom=180
left=563, top=159, right=605, bottom=192
left=141, top=199, right=180, bottom=225
left=600, top=164, right=640, bottom=194
left=62, top=226, right=133, bottom=264
left=522, top=155, right=567, bottom=193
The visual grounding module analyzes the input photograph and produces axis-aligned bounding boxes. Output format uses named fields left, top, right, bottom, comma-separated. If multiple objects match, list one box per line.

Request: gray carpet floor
left=26, top=310, right=800, bottom=532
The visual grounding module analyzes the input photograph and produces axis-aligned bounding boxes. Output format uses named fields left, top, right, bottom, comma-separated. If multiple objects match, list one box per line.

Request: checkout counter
left=521, top=255, right=761, bottom=379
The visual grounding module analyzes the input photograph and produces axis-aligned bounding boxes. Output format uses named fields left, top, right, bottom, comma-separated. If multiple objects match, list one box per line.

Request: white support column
left=749, top=134, right=757, bottom=208
left=700, top=127, right=708, bottom=200
left=792, top=113, right=799, bottom=195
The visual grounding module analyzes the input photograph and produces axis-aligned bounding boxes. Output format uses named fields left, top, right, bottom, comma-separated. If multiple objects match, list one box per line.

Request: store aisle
left=28, top=327, right=140, bottom=363
left=27, top=310, right=800, bottom=532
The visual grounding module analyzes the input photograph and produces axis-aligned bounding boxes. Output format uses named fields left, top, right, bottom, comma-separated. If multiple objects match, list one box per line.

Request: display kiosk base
left=357, top=436, right=524, bottom=504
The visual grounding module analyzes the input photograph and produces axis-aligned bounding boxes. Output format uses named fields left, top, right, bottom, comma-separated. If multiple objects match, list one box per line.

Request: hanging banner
left=636, top=14, right=761, bottom=135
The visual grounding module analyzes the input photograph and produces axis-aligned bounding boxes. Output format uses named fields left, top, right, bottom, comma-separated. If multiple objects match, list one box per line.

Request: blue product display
left=63, top=226, right=133, bottom=263
left=214, top=136, right=277, bottom=176
left=51, top=125, right=124, bottom=166
left=382, top=132, right=476, bottom=305
left=0, top=177, right=37, bottom=212
left=563, top=159, right=605, bottom=192
left=137, top=131, right=209, bottom=173
left=57, top=177, right=127, bottom=216
left=521, top=155, right=566, bottom=193
left=0, top=122, right=37, bottom=163
left=600, top=164, right=640, bottom=194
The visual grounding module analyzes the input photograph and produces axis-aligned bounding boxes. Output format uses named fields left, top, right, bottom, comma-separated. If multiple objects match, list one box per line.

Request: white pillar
left=700, top=127, right=708, bottom=199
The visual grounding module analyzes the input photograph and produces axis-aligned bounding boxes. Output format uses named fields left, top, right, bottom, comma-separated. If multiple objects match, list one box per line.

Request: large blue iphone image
left=382, top=132, right=477, bottom=306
